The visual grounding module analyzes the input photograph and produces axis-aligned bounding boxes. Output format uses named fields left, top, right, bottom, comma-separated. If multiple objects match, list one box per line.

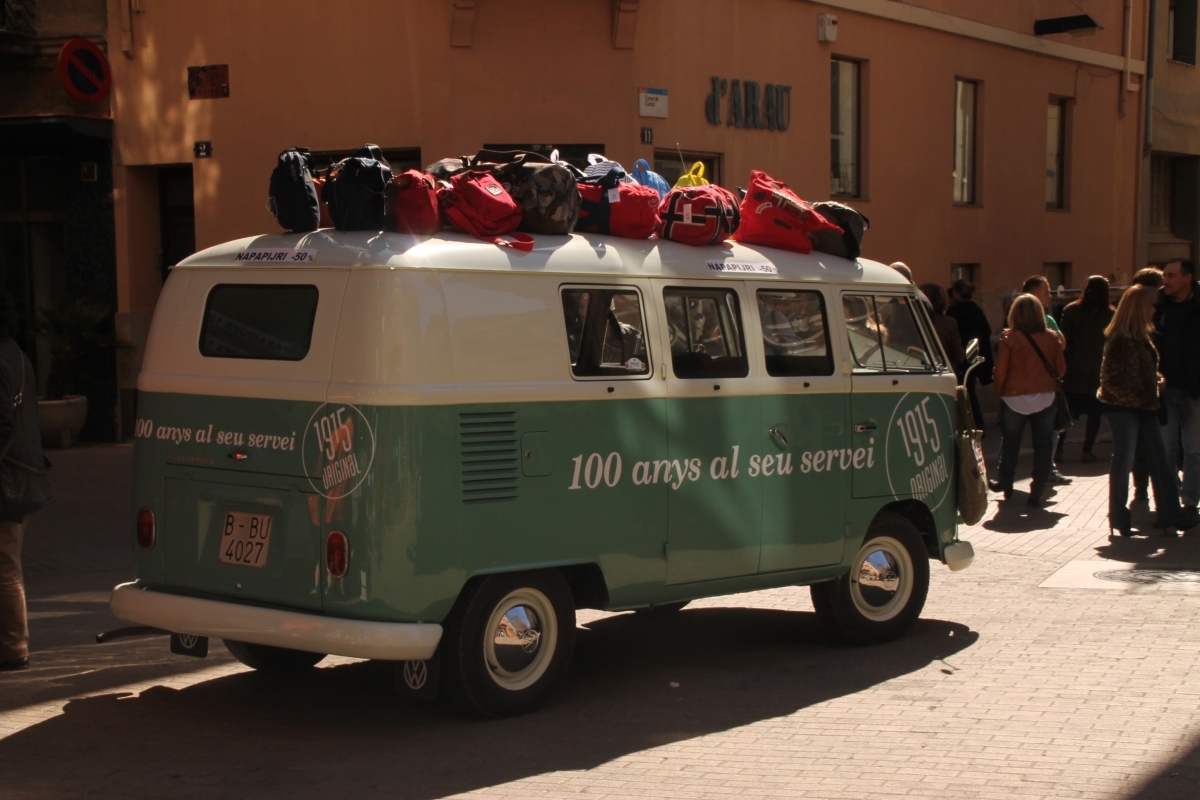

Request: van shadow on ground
left=1, top=606, right=976, bottom=800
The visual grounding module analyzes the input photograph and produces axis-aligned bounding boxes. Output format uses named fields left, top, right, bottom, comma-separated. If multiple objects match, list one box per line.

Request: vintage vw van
left=111, top=229, right=974, bottom=716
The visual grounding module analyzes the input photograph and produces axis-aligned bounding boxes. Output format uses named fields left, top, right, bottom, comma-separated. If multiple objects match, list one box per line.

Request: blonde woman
left=1098, top=285, right=1190, bottom=536
left=990, top=294, right=1066, bottom=506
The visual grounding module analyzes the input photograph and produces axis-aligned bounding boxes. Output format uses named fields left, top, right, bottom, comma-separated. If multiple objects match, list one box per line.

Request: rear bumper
left=110, top=582, right=442, bottom=661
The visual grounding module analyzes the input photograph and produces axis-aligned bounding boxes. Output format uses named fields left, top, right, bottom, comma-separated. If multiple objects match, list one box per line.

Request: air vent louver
left=460, top=411, right=519, bottom=504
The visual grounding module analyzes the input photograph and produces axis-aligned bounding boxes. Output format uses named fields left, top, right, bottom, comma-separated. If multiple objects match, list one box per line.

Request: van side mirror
left=965, top=338, right=980, bottom=363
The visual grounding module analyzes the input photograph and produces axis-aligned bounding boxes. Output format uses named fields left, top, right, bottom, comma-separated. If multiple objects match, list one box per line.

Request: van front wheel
left=223, top=640, right=326, bottom=673
left=442, top=571, right=576, bottom=717
left=810, top=515, right=929, bottom=645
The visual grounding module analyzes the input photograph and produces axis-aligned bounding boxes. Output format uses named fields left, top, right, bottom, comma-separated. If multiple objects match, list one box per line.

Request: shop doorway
left=158, top=166, right=195, bottom=283
left=654, top=150, right=722, bottom=188
left=0, top=156, right=69, bottom=386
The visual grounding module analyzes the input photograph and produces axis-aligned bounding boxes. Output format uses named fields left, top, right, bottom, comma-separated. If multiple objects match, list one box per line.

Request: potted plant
left=35, top=298, right=134, bottom=449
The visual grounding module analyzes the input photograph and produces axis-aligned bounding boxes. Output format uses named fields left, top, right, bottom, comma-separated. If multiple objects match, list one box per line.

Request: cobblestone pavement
left=1, top=433, right=1198, bottom=799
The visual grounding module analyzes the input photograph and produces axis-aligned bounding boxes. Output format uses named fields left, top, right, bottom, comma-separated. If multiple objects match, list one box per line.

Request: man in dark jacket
left=948, top=279, right=994, bottom=430
left=0, top=295, right=52, bottom=672
left=1154, top=258, right=1200, bottom=516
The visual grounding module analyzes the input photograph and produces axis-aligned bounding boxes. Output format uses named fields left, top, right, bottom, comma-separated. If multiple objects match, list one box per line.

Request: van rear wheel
left=223, top=640, right=326, bottom=673
left=441, top=570, right=576, bottom=718
left=810, top=514, right=929, bottom=645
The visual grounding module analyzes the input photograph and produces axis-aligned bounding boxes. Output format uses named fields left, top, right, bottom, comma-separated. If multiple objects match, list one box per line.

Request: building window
left=953, top=79, right=978, bottom=204
left=830, top=58, right=861, bottom=198
left=1046, top=98, right=1068, bottom=208
left=1171, top=1, right=1198, bottom=65
left=1151, top=155, right=1174, bottom=234
left=950, top=263, right=979, bottom=287
left=654, top=151, right=721, bottom=188
left=1043, top=263, right=1071, bottom=292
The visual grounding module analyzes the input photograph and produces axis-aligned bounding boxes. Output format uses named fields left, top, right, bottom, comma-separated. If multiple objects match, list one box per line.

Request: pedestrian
left=1057, top=276, right=1113, bottom=463
left=1099, top=285, right=1191, bottom=536
left=947, top=279, right=994, bottom=430
left=1153, top=258, right=1200, bottom=519
left=920, top=283, right=967, bottom=372
left=989, top=294, right=1066, bottom=507
left=0, top=294, right=53, bottom=672
left=1130, top=267, right=1164, bottom=504
left=1022, top=275, right=1071, bottom=485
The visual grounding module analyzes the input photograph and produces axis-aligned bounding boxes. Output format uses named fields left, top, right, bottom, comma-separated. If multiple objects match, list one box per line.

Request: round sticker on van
left=885, top=393, right=954, bottom=511
left=302, top=403, right=376, bottom=499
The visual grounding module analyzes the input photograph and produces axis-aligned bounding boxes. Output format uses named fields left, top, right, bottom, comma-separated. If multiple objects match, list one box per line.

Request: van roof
left=178, top=230, right=909, bottom=286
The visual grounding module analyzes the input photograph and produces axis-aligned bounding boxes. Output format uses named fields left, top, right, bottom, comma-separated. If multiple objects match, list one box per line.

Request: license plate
left=219, top=511, right=272, bottom=568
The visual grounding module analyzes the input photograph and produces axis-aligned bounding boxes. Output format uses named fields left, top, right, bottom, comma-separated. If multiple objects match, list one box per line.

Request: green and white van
left=110, top=230, right=974, bottom=716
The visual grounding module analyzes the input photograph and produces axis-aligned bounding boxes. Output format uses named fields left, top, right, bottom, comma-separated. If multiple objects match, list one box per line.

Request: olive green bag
left=955, top=386, right=989, bottom=525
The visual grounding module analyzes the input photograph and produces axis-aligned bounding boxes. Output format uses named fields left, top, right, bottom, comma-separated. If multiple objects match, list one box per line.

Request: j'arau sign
left=706, top=78, right=791, bottom=131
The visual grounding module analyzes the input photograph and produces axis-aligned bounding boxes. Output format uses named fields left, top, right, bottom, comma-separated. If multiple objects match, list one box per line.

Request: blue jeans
left=996, top=402, right=1056, bottom=496
left=1162, top=388, right=1200, bottom=507
left=1107, top=409, right=1184, bottom=531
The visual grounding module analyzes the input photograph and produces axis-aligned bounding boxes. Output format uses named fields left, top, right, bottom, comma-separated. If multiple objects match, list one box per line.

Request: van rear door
left=140, top=270, right=348, bottom=611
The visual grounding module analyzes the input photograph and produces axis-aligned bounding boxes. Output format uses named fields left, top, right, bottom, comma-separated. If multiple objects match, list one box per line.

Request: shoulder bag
left=1021, top=331, right=1073, bottom=433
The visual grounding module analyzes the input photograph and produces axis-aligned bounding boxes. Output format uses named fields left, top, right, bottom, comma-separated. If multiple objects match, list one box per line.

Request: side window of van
left=842, top=294, right=935, bottom=373
left=561, top=287, right=651, bottom=378
left=756, top=289, right=833, bottom=377
left=663, top=288, right=749, bottom=379
left=200, top=284, right=320, bottom=360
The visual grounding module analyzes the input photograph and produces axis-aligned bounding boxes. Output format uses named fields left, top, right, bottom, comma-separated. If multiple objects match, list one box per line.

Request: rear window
left=200, top=284, right=319, bottom=360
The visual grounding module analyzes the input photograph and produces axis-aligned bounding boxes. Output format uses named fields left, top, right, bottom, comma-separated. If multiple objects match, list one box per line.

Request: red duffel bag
left=388, top=170, right=442, bottom=235
left=732, top=170, right=843, bottom=254
left=439, top=171, right=534, bottom=251
left=657, top=185, right=740, bottom=246
left=577, top=178, right=660, bottom=239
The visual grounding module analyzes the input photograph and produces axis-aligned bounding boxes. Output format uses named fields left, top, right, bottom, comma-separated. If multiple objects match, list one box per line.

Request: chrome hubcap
left=483, top=588, right=557, bottom=691
left=849, top=536, right=913, bottom=622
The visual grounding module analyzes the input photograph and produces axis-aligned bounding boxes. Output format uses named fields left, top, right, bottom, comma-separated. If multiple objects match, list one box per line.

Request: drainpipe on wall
left=1144, top=0, right=1157, bottom=156
left=1122, top=0, right=1134, bottom=116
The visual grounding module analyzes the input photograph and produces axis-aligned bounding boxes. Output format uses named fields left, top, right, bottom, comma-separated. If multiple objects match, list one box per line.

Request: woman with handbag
left=990, top=294, right=1067, bottom=507
left=1098, top=284, right=1190, bottom=537
left=0, top=294, right=53, bottom=672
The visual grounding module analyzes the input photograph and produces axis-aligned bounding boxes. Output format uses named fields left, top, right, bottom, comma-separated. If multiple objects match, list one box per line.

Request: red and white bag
left=577, top=179, right=660, bottom=239
left=439, top=171, right=534, bottom=251
left=732, top=170, right=842, bottom=254
left=657, top=185, right=740, bottom=246
left=388, top=170, right=442, bottom=235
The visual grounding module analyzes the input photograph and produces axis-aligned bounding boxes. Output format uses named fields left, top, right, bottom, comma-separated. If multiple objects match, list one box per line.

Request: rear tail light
left=136, top=507, right=156, bottom=550
left=326, top=530, right=348, bottom=578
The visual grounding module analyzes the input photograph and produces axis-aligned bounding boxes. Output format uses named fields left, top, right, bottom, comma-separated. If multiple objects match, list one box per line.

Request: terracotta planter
left=38, top=395, right=88, bottom=449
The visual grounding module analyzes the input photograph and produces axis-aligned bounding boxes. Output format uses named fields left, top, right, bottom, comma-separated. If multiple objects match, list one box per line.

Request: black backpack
left=267, top=147, right=320, bottom=232
left=810, top=201, right=870, bottom=260
left=325, top=145, right=393, bottom=231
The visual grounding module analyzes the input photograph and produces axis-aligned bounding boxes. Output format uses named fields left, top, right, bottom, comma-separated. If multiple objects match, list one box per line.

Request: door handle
left=768, top=427, right=788, bottom=448
left=853, top=422, right=877, bottom=434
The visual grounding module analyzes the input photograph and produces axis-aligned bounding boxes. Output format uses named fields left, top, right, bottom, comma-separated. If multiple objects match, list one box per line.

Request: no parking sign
left=57, top=38, right=111, bottom=105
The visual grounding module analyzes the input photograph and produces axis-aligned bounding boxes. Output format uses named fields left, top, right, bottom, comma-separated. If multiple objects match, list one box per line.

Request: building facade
left=1137, top=0, right=1200, bottom=268
left=4, top=1, right=1161, bottom=437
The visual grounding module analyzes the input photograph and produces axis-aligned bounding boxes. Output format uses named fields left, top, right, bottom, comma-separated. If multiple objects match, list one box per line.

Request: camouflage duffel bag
left=426, top=150, right=580, bottom=235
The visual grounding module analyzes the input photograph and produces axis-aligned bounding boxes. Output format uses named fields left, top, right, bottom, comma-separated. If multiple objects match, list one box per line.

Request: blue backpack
left=630, top=159, right=670, bottom=200
left=325, top=144, right=393, bottom=231
left=267, top=147, right=320, bottom=232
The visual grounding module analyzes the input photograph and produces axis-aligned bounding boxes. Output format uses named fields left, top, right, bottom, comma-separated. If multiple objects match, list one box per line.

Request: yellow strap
left=672, top=161, right=709, bottom=188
